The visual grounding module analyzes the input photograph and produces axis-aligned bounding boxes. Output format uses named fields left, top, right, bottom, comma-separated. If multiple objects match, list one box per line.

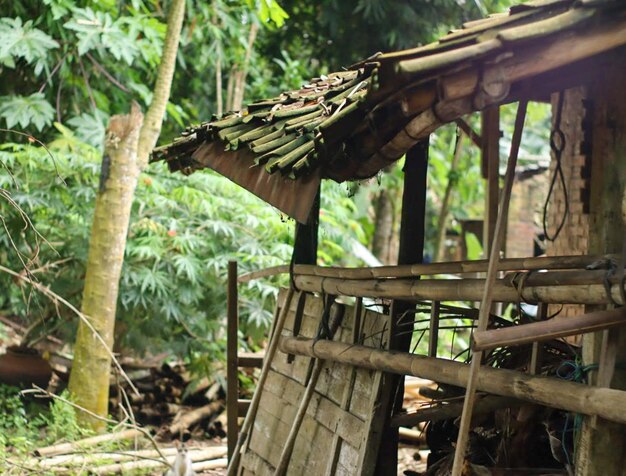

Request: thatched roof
left=152, top=0, right=626, bottom=223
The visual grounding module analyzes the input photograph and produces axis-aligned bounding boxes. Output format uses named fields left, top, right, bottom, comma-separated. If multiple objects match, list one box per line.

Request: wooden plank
left=227, top=261, right=239, bottom=461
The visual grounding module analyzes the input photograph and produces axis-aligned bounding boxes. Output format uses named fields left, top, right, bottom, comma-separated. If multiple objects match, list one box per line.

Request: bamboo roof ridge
left=152, top=0, right=626, bottom=222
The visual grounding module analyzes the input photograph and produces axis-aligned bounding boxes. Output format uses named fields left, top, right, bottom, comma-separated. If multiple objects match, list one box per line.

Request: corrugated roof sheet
left=152, top=0, right=626, bottom=222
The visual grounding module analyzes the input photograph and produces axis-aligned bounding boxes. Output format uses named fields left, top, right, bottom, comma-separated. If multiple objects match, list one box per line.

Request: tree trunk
left=231, top=22, right=259, bottom=111
left=136, top=0, right=186, bottom=170
left=371, top=190, right=394, bottom=264
left=68, top=0, right=185, bottom=429
left=67, top=103, right=144, bottom=429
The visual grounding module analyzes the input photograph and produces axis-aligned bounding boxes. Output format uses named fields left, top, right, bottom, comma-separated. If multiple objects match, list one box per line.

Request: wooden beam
left=226, top=261, right=238, bottom=461
left=293, top=187, right=320, bottom=265
left=377, top=140, right=429, bottom=475
left=277, top=336, right=626, bottom=426
left=481, top=106, right=500, bottom=252
left=473, top=307, right=626, bottom=351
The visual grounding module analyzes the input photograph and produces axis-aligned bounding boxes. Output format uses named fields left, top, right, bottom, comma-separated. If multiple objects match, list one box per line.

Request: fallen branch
left=34, top=429, right=142, bottom=457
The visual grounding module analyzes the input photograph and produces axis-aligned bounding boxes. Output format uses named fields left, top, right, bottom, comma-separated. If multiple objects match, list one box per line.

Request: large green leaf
left=0, top=17, right=59, bottom=75
left=0, top=93, right=55, bottom=131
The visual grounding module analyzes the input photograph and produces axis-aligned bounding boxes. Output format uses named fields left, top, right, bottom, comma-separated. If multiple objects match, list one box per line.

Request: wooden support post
left=293, top=187, right=320, bottom=265
left=227, top=261, right=239, bottom=461
left=452, top=100, right=527, bottom=476
left=481, top=106, right=500, bottom=255
left=577, top=54, right=626, bottom=476
left=376, top=139, right=429, bottom=476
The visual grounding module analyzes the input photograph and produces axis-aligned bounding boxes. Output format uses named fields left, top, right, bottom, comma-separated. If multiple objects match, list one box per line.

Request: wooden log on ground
left=34, top=428, right=142, bottom=457
left=192, top=457, right=228, bottom=471
left=90, top=447, right=227, bottom=475
left=169, top=401, right=223, bottom=436
left=278, top=336, right=626, bottom=425
left=392, top=395, right=521, bottom=427
left=473, top=307, right=626, bottom=351
left=292, top=273, right=626, bottom=305
left=32, top=446, right=186, bottom=467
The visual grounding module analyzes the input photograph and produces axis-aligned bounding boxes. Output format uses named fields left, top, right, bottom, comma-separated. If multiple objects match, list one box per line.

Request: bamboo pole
left=226, top=289, right=296, bottom=476
left=473, top=307, right=626, bottom=351
left=292, top=273, right=625, bottom=305
left=452, top=100, right=527, bottom=476
left=274, top=359, right=324, bottom=475
left=277, top=336, right=626, bottom=425
left=237, top=255, right=618, bottom=283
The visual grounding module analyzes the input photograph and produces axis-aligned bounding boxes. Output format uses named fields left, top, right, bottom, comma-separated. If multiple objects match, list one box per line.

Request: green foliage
left=0, top=17, right=59, bottom=74
left=41, top=390, right=92, bottom=444
left=63, top=7, right=140, bottom=64
left=0, top=93, right=56, bottom=131
left=0, top=129, right=367, bottom=378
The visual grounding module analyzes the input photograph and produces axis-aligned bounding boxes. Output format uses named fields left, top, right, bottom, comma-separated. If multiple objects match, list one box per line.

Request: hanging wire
left=543, top=91, right=569, bottom=242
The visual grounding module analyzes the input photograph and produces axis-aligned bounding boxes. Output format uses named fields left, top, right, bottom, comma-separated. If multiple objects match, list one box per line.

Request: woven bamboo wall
left=239, top=290, right=391, bottom=475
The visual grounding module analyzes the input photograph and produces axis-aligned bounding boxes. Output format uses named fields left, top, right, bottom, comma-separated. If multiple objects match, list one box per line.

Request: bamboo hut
left=153, top=1, right=626, bottom=474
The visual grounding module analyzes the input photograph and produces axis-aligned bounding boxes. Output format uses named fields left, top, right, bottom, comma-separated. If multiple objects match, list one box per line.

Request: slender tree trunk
left=213, top=3, right=223, bottom=117
left=68, top=103, right=143, bottom=429
left=232, top=22, right=259, bottom=111
left=68, top=0, right=186, bottom=429
left=372, top=190, right=394, bottom=264
left=434, top=131, right=465, bottom=262
left=226, top=67, right=235, bottom=112
left=136, top=0, right=186, bottom=169
left=216, top=55, right=223, bottom=117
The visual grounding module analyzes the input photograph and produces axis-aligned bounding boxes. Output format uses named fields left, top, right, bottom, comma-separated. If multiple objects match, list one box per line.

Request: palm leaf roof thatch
left=152, top=0, right=626, bottom=223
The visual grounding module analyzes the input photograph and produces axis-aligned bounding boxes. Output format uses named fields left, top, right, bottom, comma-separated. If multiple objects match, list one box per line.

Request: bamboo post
left=429, top=301, right=441, bottom=358
left=226, top=261, right=238, bottom=461
left=529, top=302, right=547, bottom=375
left=451, top=100, right=527, bottom=476
left=277, top=336, right=626, bottom=425
left=473, top=307, right=626, bottom=351
left=226, top=288, right=296, bottom=476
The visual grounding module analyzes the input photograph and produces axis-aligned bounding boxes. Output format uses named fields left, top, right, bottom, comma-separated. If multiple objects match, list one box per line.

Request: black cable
left=543, top=91, right=569, bottom=242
